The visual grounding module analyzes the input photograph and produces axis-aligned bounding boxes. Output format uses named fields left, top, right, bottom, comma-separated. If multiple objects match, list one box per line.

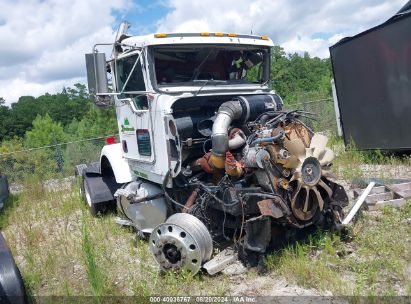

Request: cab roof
left=121, top=32, right=275, bottom=48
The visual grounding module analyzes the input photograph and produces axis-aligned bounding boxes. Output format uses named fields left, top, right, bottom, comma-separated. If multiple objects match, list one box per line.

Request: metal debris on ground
left=353, top=181, right=411, bottom=211
left=203, top=248, right=238, bottom=275
left=342, top=182, right=375, bottom=226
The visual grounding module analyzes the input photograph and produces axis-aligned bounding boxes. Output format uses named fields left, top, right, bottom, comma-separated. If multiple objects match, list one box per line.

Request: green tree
left=6, top=96, right=40, bottom=138
left=66, top=83, right=88, bottom=99
left=270, top=46, right=332, bottom=103
left=0, top=137, right=25, bottom=182
left=25, top=114, right=66, bottom=148
left=0, top=97, right=10, bottom=141
left=75, top=106, right=117, bottom=139
left=1, top=83, right=91, bottom=141
left=22, top=114, right=67, bottom=179
left=36, top=83, right=91, bottom=127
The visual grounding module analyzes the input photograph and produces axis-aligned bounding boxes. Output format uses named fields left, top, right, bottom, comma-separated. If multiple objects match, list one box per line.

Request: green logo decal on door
left=121, top=118, right=135, bottom=132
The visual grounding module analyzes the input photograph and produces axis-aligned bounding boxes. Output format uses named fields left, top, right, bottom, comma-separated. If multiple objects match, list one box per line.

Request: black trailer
left=330, top=1, right=411, bottom=151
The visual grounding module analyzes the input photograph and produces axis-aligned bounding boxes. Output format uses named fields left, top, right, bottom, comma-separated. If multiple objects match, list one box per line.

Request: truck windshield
left=151, top=45, right=270, bottom=87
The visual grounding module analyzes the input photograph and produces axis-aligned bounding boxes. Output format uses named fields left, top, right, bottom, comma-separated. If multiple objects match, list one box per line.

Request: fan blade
left=310, top=134, right=328, bottom=158
left=291, top=182, right=303, bottom=210
left=305, top=147, right=314, bottom=158
left=291, top=182, right=303, bottom=204
left=319, top=148, right=335, bottom=166
left=293, top=180, right=302, bottom=196
left=283, top=155, right=300, bottom=169
left=284, top=139, right=306, bottom=160
left=318, top=179, right=333, bottom=198
left=303, top=188, right=310, bottom=212
left=312, top=186, right=324, bottom=210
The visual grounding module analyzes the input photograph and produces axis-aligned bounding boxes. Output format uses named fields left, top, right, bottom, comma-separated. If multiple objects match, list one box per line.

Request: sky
left=0, top=0, right=407, bottom=105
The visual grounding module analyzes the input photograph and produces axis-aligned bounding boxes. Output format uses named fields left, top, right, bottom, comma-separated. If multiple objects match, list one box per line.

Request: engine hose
left=250, top=130, right=284, bottom=146
left=256, top=111, right=280, bottom=124
left=211, top=100, right=243, bottom=157
left=199, top=185, right=225, bottom=205
left=162, top=171, right=187, bottom=210
left=228, top=129, right=247, bottom=150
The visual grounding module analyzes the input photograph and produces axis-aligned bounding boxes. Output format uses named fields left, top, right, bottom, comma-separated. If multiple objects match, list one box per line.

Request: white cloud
left=0, top=0, right=408, bottom=104
left=157, top=0, right=406, bottom=57
left=0, top=0, right=133, bottom=105
left=281, top=37, right=331, bottom=59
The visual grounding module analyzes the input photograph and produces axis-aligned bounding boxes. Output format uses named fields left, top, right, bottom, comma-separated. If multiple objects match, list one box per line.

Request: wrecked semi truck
left=81, top=23, right=348, bottom=274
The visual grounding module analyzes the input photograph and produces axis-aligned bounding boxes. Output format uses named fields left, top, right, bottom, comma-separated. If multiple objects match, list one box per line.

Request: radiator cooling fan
left=284, top=134, right=336, bottom=221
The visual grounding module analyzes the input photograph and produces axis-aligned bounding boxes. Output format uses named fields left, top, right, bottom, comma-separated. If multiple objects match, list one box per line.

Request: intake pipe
left=209, top=94, right=282, bottom=169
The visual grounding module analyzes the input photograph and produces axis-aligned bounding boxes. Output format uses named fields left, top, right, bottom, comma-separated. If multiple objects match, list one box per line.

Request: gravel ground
left=228, top=274, right=328, bottom=296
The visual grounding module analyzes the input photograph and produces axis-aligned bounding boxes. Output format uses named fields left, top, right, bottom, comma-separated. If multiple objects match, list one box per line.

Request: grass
left=0, top=176, right=231, bottom=300
left=1, top=148, right=411, bottom=298
left=265, top=202, right=411, bottom=296
left=328, top=137, right=411, bottom=182
left=81, top=212, right=106, bottom=300
left=264, top=232, right=349, bottom=293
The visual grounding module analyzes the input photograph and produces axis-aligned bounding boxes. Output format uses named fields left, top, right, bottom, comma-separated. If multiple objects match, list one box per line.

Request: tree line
left=0, top=46, right=332, bottom=146
left=0, top=84, right=118, bottom=181
left=0, top=84, right=117, bottom=143
left=270, top=46, right=332, bottom=102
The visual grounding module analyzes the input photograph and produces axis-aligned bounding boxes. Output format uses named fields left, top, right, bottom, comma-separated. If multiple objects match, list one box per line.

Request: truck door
left=115, top=52, right=154, bottom=163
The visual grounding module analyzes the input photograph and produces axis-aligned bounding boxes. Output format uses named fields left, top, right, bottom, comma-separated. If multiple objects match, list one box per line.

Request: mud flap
left=80, top=163, right=120, bottom=216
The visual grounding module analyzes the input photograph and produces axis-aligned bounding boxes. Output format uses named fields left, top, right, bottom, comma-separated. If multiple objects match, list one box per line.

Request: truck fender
left=100, top=143, right=133, bottom=184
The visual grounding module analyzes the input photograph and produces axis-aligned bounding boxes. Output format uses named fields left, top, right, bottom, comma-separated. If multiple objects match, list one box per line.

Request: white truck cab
left=81, top=23, right=348, bottom=275
left=96, top=29, right=276, bottom=184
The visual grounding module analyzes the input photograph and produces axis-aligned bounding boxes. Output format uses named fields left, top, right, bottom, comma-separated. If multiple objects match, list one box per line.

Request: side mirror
left=85, top=52, right=111, bottom=107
